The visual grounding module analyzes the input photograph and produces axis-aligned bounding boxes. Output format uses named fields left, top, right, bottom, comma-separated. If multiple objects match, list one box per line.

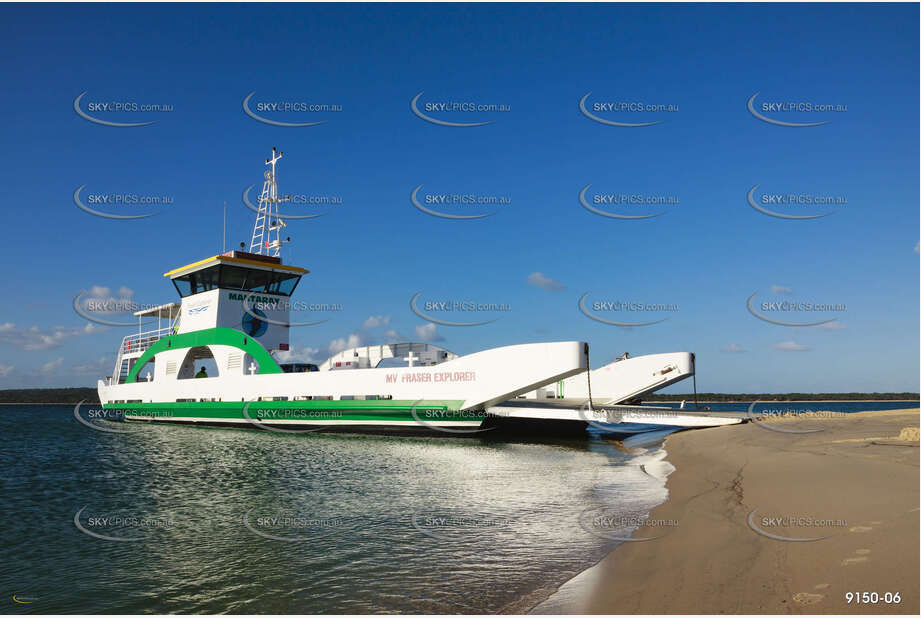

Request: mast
left=249, top=147, right=290, bottom=257
left=222, top=200, right=227, bottom=253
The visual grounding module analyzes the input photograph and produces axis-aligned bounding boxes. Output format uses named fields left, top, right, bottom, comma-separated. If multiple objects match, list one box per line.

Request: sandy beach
left=552, top=408, right=920, bottom=614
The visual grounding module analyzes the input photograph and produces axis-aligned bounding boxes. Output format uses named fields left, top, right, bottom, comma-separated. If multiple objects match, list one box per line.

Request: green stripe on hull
left=104, top=400, right=476, bottom=424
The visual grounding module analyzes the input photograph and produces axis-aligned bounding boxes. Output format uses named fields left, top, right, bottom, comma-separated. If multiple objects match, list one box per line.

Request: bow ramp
left=521, top=352, right=695, bottom=403
left=579, top=352, right=694, bottom=404
left=588, top=352, right=695, bottom=404
left=451, top=341, right=589, bottom=409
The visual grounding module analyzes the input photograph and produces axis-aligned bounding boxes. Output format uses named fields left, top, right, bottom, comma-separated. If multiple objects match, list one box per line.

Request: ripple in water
left=0, top=406, right=674, bottom=614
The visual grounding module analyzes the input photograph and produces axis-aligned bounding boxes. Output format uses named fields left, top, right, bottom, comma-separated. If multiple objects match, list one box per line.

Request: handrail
left=111, top=325, right=175, bottom=384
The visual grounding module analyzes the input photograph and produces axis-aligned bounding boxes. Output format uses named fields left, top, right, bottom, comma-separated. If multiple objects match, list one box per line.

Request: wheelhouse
left=164, top=250, right=309, bottom=297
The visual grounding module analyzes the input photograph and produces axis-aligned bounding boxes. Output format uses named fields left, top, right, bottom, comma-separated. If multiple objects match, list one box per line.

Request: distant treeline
left=647, top=392, right=920, bottom=402
left=0, top=387, right=917, bottom=404
left=0, top=388, right=100, bottom=404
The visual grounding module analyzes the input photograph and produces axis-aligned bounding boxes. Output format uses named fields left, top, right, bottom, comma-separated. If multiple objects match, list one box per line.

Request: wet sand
left=546, top=408, right=920, bottom=614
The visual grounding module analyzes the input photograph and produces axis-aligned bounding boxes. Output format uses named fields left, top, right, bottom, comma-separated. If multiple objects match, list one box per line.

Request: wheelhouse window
left=172, top=265, right=302, bottom=298
left=173, top=278, right=192, bottom=297
left=193, top=266, right=221, bottom=293
left=220, top=266, right=249, bottom=290
left=243, top=268, right=272, bottom=293
left=269, top=272, right=300, bottom=295
left=171, top=265, right=221, bottom=296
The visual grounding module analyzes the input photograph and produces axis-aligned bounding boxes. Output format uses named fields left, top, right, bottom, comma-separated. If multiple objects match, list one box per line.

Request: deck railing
left=109, top=325, right=175, bottom=384
left=119, top=326, right=174, bottom=356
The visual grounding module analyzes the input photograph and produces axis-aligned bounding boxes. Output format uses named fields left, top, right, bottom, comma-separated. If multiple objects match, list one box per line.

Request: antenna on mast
left=222, top=200, right=227, bottom=253
left=249, top=147, right=291, bottom=257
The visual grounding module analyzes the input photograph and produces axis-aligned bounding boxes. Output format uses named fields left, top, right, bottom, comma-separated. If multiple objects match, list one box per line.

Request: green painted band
left=104, top=400, right=473, bottom=422
left=125, top=327, right=282, bottom=383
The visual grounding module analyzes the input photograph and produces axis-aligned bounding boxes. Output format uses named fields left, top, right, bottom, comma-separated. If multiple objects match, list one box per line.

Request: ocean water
left=590, top=400, right=919, bottom=436
left=0, top=405, right=674, bottom=614
left=645, top=400, right=919, bottom=413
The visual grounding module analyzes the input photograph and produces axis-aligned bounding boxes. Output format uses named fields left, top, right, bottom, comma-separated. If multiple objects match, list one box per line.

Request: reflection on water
left=1, top=406, right=674, bottom=614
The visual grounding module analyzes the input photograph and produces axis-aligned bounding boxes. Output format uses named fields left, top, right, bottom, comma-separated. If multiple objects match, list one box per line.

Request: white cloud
left=773, top=340, right=811, bottom=352
left=328, top=332, right=366, bottom=355
left=363, top=315, right=391, bottom=329
left=0, top=322, right=105, bottom=351
left=0, top=363, right=13, bottom=377
left=41, top=357, right=64, bottom=373
left=721, top=343, right=746, bottom=353
left=87, top=285, right=133, bottom=299
left=382, top=329, right=405, bottom=343
left=817, top=321, right=846, bottom=330
left=770, top=285, right=792, bottom=295
left=326, top=315, right=439, bottom=356
left=526, top=272, right=565, bottom=291
left=79, top=285, right=136, bottom=315
left=414, top=323, right=444, bottom=342
left=274, top=345, right=322, bottom=364
left=915, top=242, right=919, bottom=254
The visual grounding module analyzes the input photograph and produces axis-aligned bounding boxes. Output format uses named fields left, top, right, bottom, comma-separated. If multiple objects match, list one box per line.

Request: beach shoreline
left=531, top=408, right=920, bottom=614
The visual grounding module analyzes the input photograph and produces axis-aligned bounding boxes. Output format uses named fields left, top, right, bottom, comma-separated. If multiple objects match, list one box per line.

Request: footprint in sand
left=813, top=584, right=830, bottom=590
left=869, top=520, right=882, bottom=525
left=841, top=556, right=868, bottom=566
left=849, top=526, right=872, bottom=533
left=855, top=549, right=871, bottom=555
left=793, top=592, right=824, bottom=605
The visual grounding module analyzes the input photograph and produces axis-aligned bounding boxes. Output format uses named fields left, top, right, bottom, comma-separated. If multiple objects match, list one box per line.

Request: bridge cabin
left=108, top=250, right=308, bottom=385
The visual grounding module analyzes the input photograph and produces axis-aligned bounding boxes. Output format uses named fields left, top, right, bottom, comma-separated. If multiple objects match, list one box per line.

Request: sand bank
left=545, top=408, right=919, bottom=614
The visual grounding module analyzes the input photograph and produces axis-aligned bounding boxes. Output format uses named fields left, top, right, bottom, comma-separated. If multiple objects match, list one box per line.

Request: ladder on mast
left=249, top=147, right=290, bottom=257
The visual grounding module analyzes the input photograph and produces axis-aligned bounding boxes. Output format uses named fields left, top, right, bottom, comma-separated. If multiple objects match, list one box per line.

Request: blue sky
left=0, top=2, right=917, bottom=392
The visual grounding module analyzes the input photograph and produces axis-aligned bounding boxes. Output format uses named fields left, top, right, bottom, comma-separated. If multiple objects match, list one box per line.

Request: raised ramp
left=522, top=352, right=695, bottom=404
left=449, top=341, right=589, bottom=409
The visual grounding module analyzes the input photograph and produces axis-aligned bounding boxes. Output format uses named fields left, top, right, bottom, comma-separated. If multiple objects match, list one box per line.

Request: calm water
left=645, top=400, right=918, bottom=413
left=0, top=405, right=675, bottom=614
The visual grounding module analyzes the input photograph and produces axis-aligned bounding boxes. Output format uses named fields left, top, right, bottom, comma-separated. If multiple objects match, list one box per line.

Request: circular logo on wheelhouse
left=242, top=307, right=268, bottom=337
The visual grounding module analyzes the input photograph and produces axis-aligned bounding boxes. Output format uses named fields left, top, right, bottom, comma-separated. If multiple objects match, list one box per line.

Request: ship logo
left=242, top=307, right=268, bottom=337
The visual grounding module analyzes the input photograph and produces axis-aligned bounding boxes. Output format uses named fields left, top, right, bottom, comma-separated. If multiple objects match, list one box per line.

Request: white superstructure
left=95, top=148, right=730, bottom=436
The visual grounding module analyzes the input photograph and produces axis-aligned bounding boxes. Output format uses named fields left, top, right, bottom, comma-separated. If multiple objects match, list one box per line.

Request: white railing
left=110, top=325, right=175, bottom=384
left=120, top=326, right=174, bottom=355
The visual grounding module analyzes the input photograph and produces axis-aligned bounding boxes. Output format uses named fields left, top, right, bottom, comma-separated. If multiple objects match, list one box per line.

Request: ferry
left=97, top=149, right=732, bottom=436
